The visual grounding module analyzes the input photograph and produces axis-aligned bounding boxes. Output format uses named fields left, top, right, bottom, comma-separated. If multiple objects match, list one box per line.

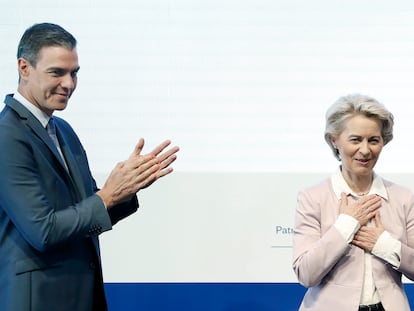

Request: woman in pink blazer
left=293, top=94, right=414, bottom=311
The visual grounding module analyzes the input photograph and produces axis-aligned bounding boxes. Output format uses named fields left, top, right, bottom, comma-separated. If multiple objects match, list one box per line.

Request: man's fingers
left=129, top=138, right=145, bottom=159
left=157, top=167, right=174, bottom=179
left=149, top=140, right=172, bottom=157
left=158, top=146, right=180, bottom=163
left=158, top=150, right=179, bottom=169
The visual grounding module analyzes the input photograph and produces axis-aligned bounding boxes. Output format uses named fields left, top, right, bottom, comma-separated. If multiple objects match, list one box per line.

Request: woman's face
left=332, top=114, right=384, bottom=179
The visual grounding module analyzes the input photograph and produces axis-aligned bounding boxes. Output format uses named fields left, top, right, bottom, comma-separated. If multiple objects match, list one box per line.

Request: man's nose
left=61, top=73, right=76, bottom=90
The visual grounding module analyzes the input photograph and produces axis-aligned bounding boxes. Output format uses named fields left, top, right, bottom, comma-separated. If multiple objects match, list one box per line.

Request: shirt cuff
left=334, top=214, right=360, bottom=243
left=372, top=230, right=401, bottom=268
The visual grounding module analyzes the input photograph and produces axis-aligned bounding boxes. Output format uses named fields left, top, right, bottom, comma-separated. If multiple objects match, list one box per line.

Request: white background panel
left=2, top=0, right=414, bottom=282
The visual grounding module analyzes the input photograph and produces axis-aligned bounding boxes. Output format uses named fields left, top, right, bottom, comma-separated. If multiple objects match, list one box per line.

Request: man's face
left=19, top=46, right=79, bottom=116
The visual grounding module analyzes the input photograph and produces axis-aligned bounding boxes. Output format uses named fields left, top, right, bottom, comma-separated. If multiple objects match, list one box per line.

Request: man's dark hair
left=17, top=23, right=77, bottom=66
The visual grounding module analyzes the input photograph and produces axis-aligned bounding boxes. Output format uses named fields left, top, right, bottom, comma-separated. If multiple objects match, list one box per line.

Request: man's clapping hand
left=97, top=138, right=179, bottom=208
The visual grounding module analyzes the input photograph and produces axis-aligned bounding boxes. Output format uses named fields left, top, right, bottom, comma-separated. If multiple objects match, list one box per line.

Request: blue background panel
left=104, top=283, right=414, bottom=310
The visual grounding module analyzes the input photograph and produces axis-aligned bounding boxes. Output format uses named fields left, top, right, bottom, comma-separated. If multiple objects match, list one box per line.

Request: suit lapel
left=5, top=95, right=68, bottom=172
left=4, top=94, right=83, bottom=201
left=57, top=131, right=87, bottom=199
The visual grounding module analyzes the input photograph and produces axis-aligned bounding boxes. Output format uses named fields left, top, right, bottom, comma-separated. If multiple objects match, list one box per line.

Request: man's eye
left=49, top=70, right=62, bottom=76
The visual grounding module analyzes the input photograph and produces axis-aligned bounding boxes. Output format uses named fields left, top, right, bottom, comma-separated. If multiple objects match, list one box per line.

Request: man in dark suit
left=0, top=22, right=179, bottom=311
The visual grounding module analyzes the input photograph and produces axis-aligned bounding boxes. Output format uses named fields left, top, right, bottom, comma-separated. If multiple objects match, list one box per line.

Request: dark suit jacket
left=0, top=94, right=138, bottom=311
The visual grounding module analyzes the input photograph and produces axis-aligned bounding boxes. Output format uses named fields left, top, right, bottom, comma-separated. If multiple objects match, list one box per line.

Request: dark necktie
left=46, top=117, right=59, bottom=148
left=46, top=117, right=68, bottom=170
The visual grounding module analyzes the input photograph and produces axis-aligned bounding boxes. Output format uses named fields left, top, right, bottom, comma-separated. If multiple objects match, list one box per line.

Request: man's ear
left=17, top=58, right=31, bottom=81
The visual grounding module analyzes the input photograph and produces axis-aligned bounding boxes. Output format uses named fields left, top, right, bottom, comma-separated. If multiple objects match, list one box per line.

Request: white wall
left=2, top=0, right=414, bottom=282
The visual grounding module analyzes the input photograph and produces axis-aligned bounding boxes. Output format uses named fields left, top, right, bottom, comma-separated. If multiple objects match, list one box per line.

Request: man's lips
left=53, top=92, right=70, bottom=100
left=55, top=92, right=69, bottom=97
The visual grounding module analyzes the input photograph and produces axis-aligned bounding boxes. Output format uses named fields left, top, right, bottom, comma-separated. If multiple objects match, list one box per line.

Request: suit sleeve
left=107, top=196, right=139, bottom=225
left=57, top=117, right=139, bottom=227
left=0, top=122, right=112, bottom=252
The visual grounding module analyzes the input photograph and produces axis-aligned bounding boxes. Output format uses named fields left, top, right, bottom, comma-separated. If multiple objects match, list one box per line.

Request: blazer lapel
left=58, top=132, right=87, bottom=199
left=5, top=94, right=69, bottom=172
left=4, top=94, right=81, bottom=200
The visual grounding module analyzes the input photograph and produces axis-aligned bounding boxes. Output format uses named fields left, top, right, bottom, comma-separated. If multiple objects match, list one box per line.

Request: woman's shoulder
left=301, top=178, right=332, bottom=193
left=297, top=178, right=334, bottom=203
left=382, top=177, right=414, bottom=198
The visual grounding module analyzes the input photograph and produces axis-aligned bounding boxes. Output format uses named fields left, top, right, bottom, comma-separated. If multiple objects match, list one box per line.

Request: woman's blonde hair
left=324, top=94, right=394, bottom=161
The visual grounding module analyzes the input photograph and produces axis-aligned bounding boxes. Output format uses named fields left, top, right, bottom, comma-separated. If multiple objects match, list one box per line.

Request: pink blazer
left=293, top=178, right=414, bottom=311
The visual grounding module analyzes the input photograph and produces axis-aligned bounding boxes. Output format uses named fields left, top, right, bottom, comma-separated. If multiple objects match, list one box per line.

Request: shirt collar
left=13, top=92, right=50, bottom=128
left=331, top=167, right=388, bottom=200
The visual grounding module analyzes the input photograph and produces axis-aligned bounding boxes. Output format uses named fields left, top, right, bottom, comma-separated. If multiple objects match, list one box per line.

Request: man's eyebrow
left=46, top=66, right=80, bottom=73
left=46, top=66, right=61, bottom=70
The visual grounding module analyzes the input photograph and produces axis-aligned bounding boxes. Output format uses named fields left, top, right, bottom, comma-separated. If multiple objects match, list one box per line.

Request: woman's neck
left=341, top=168, right=373, bottom=195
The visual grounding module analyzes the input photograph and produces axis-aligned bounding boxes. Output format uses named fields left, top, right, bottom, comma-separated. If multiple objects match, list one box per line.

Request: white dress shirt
left=331, top=169, right=401, bottom=305
left=12, top=92, right=68, bottom=170
left=13, top=92, right=49, bottom=128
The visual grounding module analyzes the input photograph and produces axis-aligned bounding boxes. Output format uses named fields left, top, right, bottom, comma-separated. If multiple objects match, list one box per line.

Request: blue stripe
left=104, top=282, right=414, bottom=310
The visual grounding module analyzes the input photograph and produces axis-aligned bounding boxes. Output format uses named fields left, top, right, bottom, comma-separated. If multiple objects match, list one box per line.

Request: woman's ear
left=330, top=137, right=337, bottom=149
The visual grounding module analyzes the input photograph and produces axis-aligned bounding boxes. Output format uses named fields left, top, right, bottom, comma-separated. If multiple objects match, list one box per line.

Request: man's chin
left=53, top=102, right=68, bottom=111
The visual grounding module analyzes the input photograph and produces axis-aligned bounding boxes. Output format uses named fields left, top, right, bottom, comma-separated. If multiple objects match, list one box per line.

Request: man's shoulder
left=0, top=101, right=20, bottom=126
left=1, top=94, right=30, bottom=121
